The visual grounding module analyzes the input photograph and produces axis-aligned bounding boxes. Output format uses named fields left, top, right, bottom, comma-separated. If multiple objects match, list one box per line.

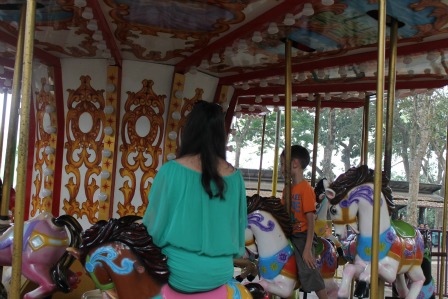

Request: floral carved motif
left=63, top=76, right=106, bottom=223
left=118, top=80, right=165, bottom=216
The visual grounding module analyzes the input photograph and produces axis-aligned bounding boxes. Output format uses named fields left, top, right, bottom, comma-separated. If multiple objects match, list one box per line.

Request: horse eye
left=330, top=205, right=337, bottom=215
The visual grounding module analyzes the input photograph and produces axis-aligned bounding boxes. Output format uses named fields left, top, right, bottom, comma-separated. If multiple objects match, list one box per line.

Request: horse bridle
left=330, top=205, right=357, bottom=225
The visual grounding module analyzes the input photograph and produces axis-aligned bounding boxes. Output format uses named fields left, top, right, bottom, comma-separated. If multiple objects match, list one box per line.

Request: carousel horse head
left=68, top=215, right=169, bottom=299
left=0, top=212, right=82, bottom=299
left=71, top=216, right=257, bottom=299
left=314, top=178, right=336, bottom=238
left=327, top=165, right=395, bottom=240
left=245, top=194, right=339, bottom=299
left=327, top=165, right=426, bottom=299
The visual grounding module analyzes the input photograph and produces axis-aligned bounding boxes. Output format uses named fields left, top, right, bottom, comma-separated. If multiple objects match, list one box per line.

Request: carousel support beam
left=283, top=39, right=292, bottom=214
left=271, top=111, right=281, bottom=197
left=360, top=94, right=370, bottom=165
left=311, top=94, right=321, bottom=187
left=384, top=19, right=399, bottom=179
left=0, top=91, right=7, bottom=175
left=11, top=1, right=36, bottom=298
left=257, top=115, right=267, bottom=194
left=439, top=125, right=448, bottom=298
left=0, top=5, right=26, bottom=220
left=371, top=0, right=387, bottom=298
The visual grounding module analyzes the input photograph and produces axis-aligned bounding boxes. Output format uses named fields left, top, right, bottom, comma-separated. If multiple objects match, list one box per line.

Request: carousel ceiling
left=0, top=0, right=447, bottom=109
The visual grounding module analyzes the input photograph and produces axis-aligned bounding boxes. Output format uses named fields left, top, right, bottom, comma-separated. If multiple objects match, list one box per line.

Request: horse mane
left=329, top=165, right=395, bottom=212
left=78, top=215, right=169, bottom=285
left=247, top=194, right=292, bottom=237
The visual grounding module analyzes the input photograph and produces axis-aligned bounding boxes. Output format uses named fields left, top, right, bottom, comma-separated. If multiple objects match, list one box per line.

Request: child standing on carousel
left=280, top=145, right=328, bottom=299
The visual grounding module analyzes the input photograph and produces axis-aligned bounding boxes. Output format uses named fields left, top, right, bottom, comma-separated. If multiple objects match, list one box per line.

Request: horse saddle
left=391, top=219, right=416, bottom=238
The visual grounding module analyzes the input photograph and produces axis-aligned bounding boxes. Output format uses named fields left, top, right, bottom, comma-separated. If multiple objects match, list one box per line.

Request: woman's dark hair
left=179, top=100, right=227, bottom=198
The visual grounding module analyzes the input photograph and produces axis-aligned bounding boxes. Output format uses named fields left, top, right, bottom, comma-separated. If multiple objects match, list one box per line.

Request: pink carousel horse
left=69, top=215, right=266, bottom=299
left=0, top=211, right=82, bottom=299
left=327, top=165, right=425, bottom=299
left=244, top=195, right=339, bottom=298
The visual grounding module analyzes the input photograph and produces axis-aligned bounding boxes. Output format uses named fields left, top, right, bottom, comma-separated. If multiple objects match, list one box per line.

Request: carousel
left=0, top=0, right=447, bottom=298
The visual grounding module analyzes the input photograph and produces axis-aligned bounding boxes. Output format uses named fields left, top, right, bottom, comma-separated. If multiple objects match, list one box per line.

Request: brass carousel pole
left=271, top=111, right=281, bottom=197
left=360, top=94, right=370, bottom=165
left=257, top=115, right=267, bottom=194
left=10, top=1, right=36, bottom=299
left=371, top=0, right=387, bottom=298
left=284, top=39, right=292, bottom=215
left=384, top=18, right=398, bottom=180
left=311, top=94, right=321, bottom=187
left=0, top=5, right=26, bottom=220
left=439, top=125, right=448, bottom=298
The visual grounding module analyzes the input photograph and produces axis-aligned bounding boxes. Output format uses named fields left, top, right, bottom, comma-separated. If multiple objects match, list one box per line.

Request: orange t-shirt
left=282, top=180, right=316, bottom=234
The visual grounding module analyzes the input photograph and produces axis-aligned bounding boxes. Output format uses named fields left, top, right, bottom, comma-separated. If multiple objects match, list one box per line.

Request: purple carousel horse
left=0, top=212, right=82, bottom=299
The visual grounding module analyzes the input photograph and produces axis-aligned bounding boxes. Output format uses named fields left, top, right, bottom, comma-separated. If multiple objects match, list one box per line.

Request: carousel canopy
left=0, top=0, right=447, bottom=112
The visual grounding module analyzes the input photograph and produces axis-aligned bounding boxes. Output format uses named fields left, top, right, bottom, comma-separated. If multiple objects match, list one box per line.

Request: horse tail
left=50, top=215, right=83, bottom=293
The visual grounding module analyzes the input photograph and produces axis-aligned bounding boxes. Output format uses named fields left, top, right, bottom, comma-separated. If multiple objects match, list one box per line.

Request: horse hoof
left=246, top=274, right=255, bottom=282
left=235, top=275, right=243, bottom=282
left=354, top=281, right=370, bottom=298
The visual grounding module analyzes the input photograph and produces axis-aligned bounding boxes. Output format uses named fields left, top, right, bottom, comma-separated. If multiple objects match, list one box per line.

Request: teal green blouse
left=143, top=160, right=247, bottom=292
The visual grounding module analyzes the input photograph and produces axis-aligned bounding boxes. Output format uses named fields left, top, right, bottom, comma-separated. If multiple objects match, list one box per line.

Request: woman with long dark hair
left=143, top=100, right=247, bottom=294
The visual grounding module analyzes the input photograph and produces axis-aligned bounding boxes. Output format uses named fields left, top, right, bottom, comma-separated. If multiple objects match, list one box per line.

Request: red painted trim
left=220, top=39, right=448, bottom=84
left=0, top=58, right=14, bottom=68
left=91, top=1, right=123, bottom=68
left=233, top=80, right=448, bottom=96
left=237, top=97, right=364, bottom=109
left=175, top=0, right=295, bottom=73
left=51, top=64, right=64, bottom=217
left=24, top=93, right=37, bottom=220
left=0, top=32, right=60, bottom=67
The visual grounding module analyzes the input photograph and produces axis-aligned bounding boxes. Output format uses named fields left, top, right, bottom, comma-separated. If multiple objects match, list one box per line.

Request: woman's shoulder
left=218, top=159, right=237, bottom=177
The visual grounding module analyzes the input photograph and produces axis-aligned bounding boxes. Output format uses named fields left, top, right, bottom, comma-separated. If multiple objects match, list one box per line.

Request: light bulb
left=211, top=53, right=221, bottom=64
left=302, top=3, right=314, bottom=16
left=87, top=20, right=98, bottom=31
left=283, top=13, right=295, bottom=26
left=252, top=31, right=262, bottom=43
left=101, top=170, right=110, bottom=179
left=322, top=0, right=334, bottom=5
left=200, top=59, right=210, bottom=69
left=267, top=22, right=279, bottom=35
left=259, top=79, right=268, bottom=87
left=82, top=7, right=93, bottom=19
left=255, top=95, right=262, bottom=103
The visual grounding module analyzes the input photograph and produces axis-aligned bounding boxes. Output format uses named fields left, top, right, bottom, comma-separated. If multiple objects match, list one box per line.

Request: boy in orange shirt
left=280, top=145, right=328, bottom=299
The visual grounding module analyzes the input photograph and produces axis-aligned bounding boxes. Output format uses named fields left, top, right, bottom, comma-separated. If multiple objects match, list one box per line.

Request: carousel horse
left=245, top=194, right=339, bottom=298
left=392, top=228, right=436, bottom=299
left=327, top=165, right=425, bottom=299
left=0, top=211, right=82, bottom=299
left=69, top=215, right=265, bottom=299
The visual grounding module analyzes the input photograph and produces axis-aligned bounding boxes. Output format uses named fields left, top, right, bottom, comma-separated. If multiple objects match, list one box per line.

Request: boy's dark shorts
left=291, top=232, right=326, bottom=293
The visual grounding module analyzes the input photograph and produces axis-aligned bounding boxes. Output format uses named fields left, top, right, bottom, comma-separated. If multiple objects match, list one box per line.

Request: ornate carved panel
left=63, top=76, right=106, bottom=223
left=31, top=78, right=57, bottom=216
left=118, top=80, right=165, bottom=216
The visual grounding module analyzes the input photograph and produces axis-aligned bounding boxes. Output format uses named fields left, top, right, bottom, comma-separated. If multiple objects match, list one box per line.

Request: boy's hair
left=281, top=145, right=310, bottom=169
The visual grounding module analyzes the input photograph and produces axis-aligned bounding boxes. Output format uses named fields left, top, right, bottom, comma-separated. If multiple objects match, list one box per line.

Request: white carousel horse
left=327, top=165, right=425, bottom=299
left=245, top=195, right=339, bottom=298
